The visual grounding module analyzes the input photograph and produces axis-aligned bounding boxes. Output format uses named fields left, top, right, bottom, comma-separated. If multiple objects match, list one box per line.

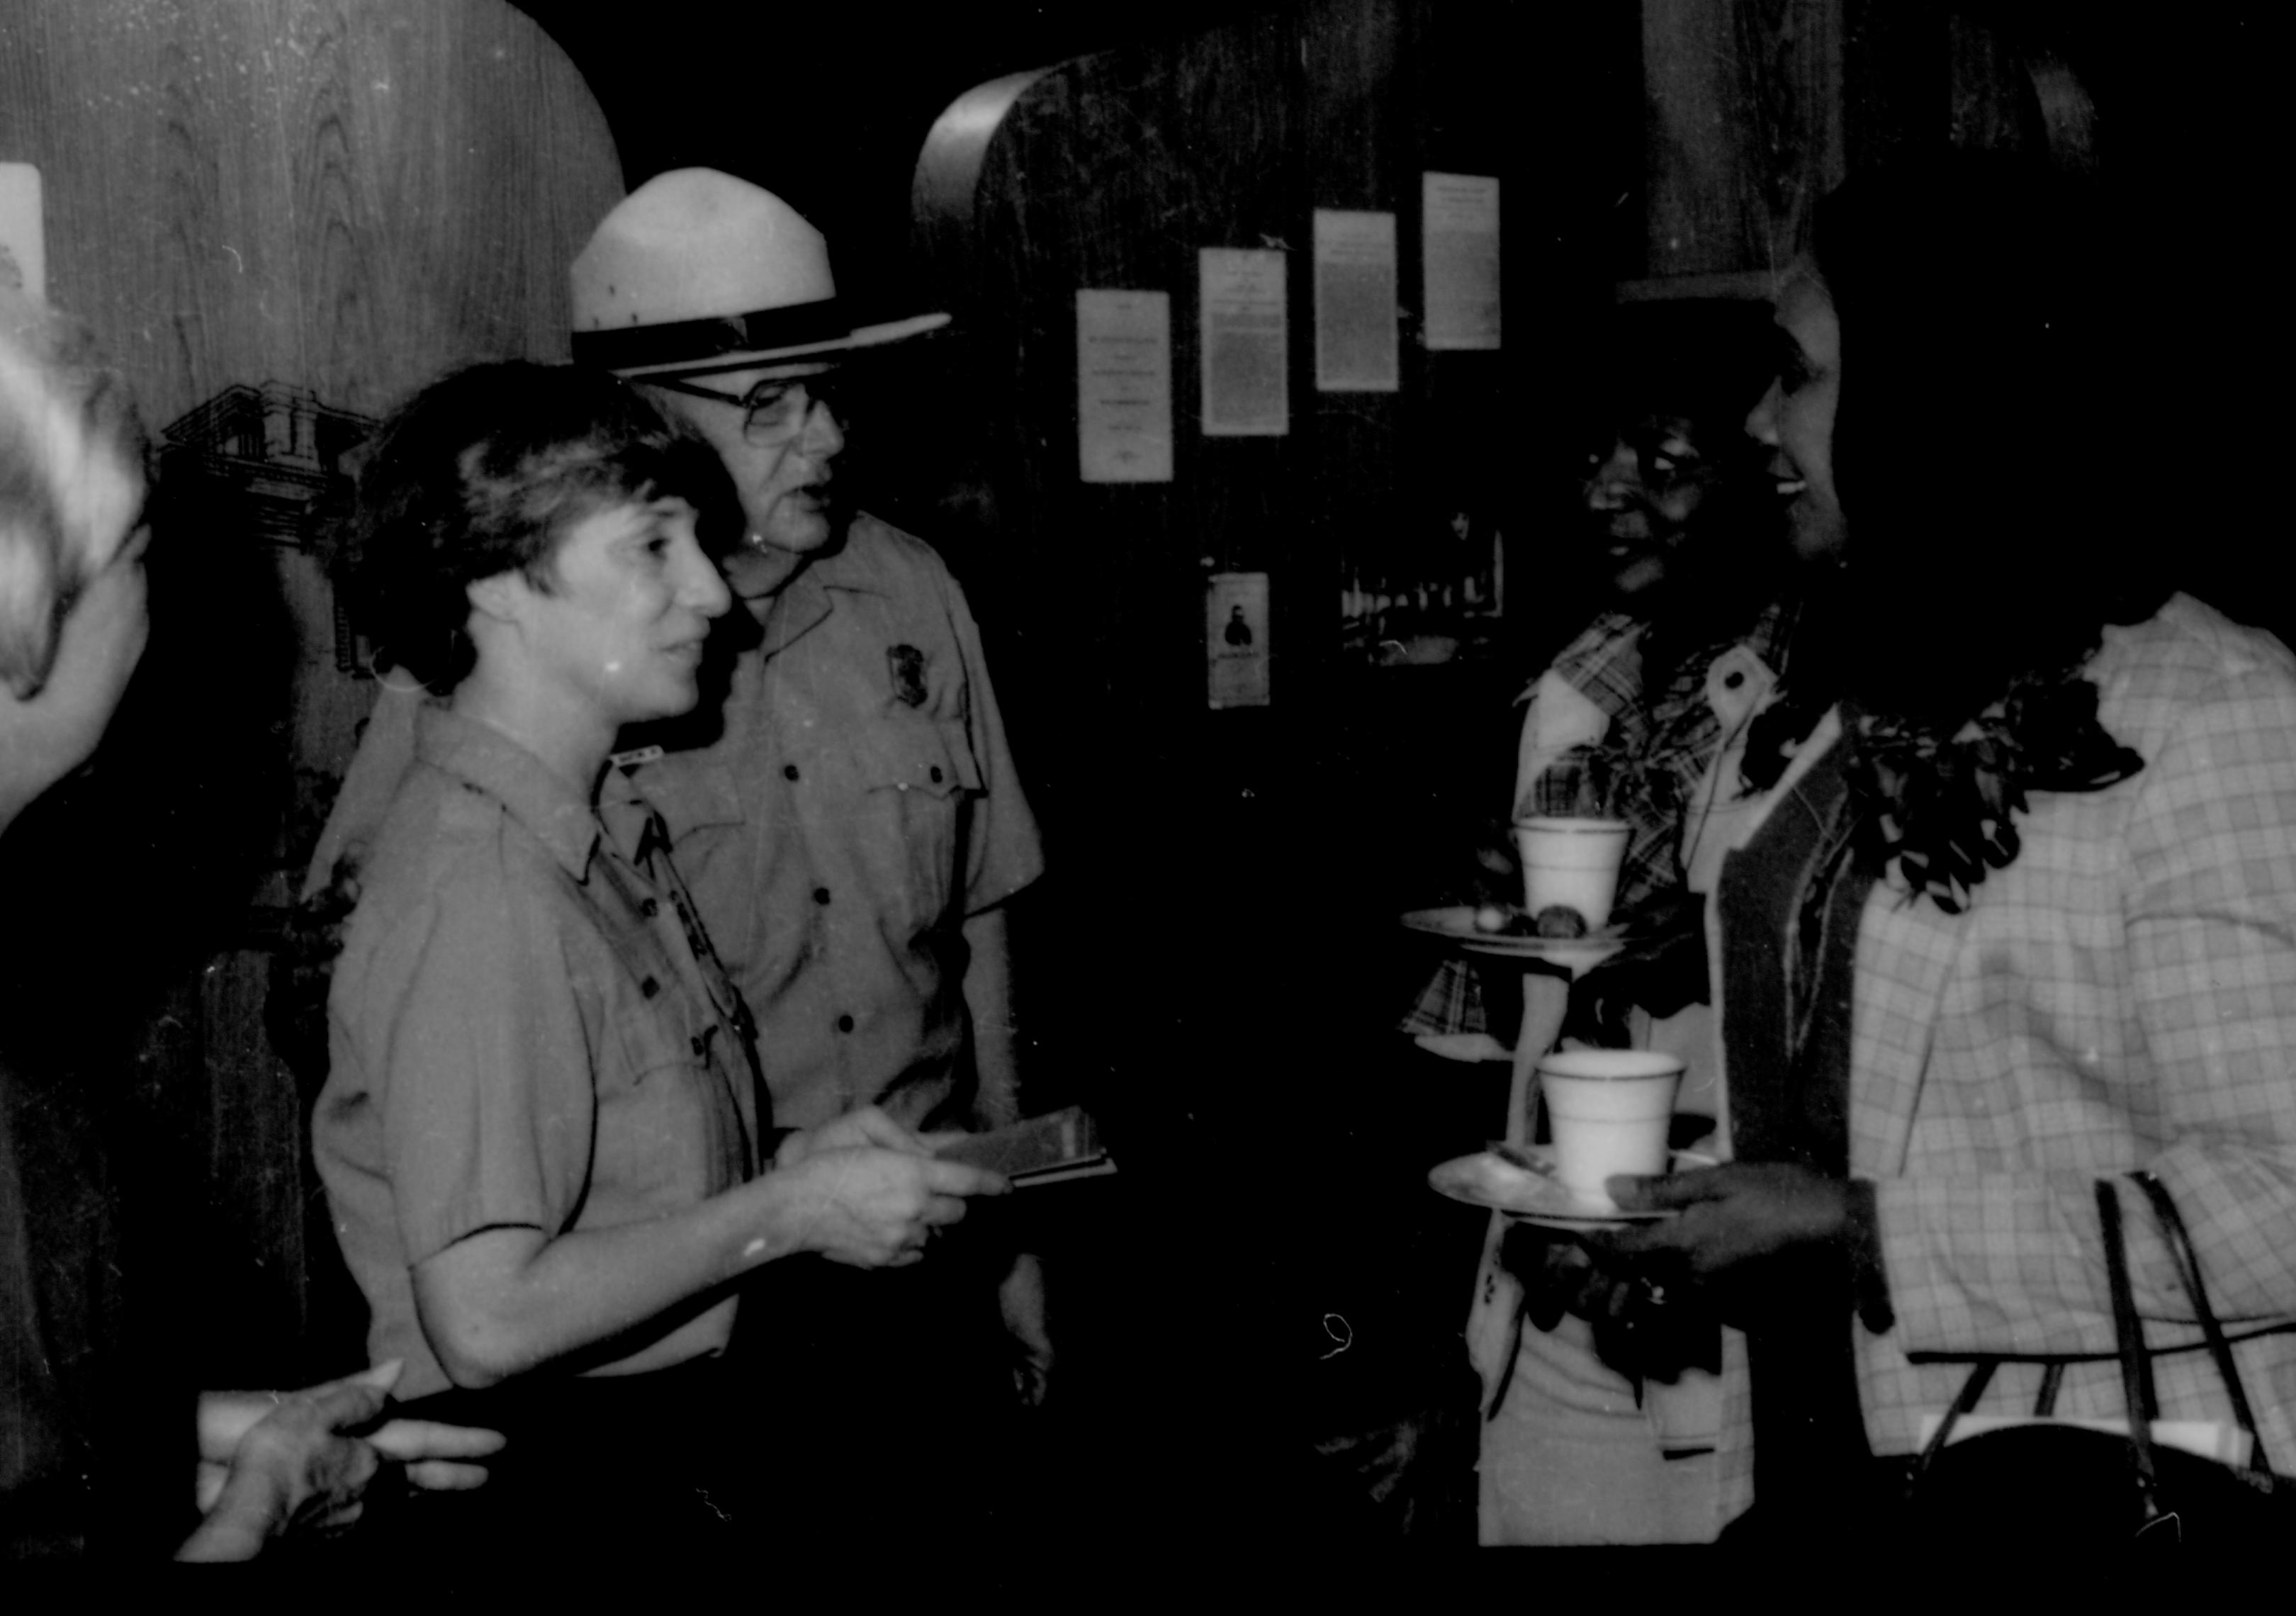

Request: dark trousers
left=347, top=1247, right=1034, bottom=1573
left=350, top=1357, right=750, bottom=1573
left=719, top=1244, right=1035, bottom=1550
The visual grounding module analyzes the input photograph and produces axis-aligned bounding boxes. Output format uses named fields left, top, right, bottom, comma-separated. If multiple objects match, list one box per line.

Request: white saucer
left=1427, top=1146, right=1719, bottom=1229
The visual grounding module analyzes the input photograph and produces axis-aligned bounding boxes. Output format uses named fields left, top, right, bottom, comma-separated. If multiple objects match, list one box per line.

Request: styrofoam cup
left=1538, top=1048, right=1684, bottom=1208
left=1512, top=817, right=1631, bottom=931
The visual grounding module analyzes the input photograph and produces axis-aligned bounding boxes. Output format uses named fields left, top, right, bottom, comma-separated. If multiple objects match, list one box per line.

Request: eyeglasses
left=653, top=373, right=847, bottom=443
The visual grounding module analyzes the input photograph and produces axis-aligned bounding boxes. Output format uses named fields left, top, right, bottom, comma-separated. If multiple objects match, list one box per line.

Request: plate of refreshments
left=1397, top=902, right=1655, bottom=960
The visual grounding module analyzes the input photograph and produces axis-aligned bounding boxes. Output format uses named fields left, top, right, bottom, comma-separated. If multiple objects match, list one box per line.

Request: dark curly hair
left=349, top=361, right=728, bottom=690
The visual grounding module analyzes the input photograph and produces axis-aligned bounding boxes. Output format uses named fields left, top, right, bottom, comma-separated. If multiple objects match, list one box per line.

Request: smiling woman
left=346, top=364, right=714, bottom=697
left=303, top=361, right=1008, bottom=1561
left=1586, top=153, right=2296, bottom=1548
left=1743, top=272, right=1843, bottom=565
left=459, top=492, right=728, bottom=773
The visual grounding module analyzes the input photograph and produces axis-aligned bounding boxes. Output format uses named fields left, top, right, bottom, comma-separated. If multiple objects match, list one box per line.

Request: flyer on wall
left=1207, top=570, right=1271, bottom=708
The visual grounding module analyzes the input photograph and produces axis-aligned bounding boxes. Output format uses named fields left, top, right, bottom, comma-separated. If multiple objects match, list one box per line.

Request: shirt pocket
left=597, top=976, right=743, bottom=1210
left=855, top=714, right=984, bottom=929
left=640, top=759, right=755, bottom=975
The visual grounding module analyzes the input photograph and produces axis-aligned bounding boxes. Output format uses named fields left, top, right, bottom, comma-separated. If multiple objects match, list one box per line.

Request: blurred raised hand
left=179, top=1360, right=504, bottom=1561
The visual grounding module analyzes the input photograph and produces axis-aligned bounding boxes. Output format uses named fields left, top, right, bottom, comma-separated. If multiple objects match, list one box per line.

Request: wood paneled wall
left=0, top=0, right=622, bottom=1381
left=1639, top=0, right=1845, bottom=281
left=910, top=0, right=1551, bottom=750
left=1, top=0, right=618, bottom=428
left=904, top=0, right=1584, bottom=1137
left=1, top=0, right=624, bottom=776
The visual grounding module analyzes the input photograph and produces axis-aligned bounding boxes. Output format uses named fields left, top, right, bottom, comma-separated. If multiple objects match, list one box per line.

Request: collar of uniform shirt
left=753, top=521, right=899, bottom=655
left=417, top=705, right=601, bottom=881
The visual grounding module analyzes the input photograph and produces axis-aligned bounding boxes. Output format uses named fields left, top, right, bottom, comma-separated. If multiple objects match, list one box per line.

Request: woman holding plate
left=1595, top=152, right=2296, bottom=1544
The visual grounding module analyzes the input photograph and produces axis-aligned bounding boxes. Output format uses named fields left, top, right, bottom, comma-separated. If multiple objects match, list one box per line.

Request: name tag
left=609, top=744, right=665, bottom=770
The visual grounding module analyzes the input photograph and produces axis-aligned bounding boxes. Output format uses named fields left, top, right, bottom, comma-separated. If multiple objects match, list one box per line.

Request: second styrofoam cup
left=1538, top=1048, right=1684, bottom=1208
left=1512, top=816, right=1631, bottom=930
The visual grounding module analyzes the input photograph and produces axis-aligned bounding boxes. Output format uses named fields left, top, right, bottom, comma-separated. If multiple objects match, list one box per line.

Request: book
left=934, top=1106, right=1115, bottom=1188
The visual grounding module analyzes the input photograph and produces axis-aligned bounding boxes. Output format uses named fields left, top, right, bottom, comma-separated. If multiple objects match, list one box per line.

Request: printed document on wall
left=1076, top=289, right=1174, bottom=482
left=1199, top=249, right=1288, bottom=436
left=1423, top=173, right=1499, bottom=351
left=1312, top=209, right=1399, bottom=391
left=1206, top=571, right=1270, bottom=708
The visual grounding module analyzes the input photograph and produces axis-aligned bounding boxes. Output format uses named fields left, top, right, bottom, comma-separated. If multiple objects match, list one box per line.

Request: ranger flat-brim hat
left=570, top=168, right=948, bottom=378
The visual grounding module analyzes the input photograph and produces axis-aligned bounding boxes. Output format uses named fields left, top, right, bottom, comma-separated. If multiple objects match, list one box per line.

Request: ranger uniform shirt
left=628, top=515, right=1042, bottom=1132
left=315, top=707, right=760, bottom=1400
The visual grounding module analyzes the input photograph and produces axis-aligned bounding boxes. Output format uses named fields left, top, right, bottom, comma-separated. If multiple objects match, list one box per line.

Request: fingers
left=922, top=1157, right=1009, bottom=1197
left=307, top=1500, right=367, bottom=1536
left=1589, top=1220, right=1684, bottom=1260
left=1605, top=1165, right=1726, bottom=1212
left=796, top=1148, right=1006, bottom=1267
left=346, top=1358, right=405, bottom=1396
left=872, top=1194, right=972, bottom=1264
left=291, top=1375, right=392, bottom=1435
left=843, top=1105, right=933, bottom=1154
left=402, top=1459, right=494, bottom=1493
left=247, top=1359, right=398, bottom=1443
left=366, top=1418, right=507, bottom=1463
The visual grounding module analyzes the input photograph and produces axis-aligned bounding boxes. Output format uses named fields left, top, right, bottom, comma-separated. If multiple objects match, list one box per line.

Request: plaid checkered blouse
left=1704, top=595, right=2296, bottom=1526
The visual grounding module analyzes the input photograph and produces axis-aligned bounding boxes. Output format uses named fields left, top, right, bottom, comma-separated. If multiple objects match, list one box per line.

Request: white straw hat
left=570, top=169, right=948, bottom=378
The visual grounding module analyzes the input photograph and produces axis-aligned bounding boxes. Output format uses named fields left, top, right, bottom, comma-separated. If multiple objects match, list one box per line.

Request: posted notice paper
left=1199, top=248, right=1288, bottom=437
left=1312, top=209, right=1399, bottom=391
left=1206, top=571, right=1271, bottom=709
left=1076, top=289, right=1174, bottom=483
left=1423, top=173, right=1500, bottom=351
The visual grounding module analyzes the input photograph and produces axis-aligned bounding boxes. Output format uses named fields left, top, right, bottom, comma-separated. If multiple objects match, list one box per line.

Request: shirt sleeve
left=2115, top=659, right=2296, bottom=1320
left=301, top=678, right=429, bottom=901
left=366, top=844, right=596, bottom=1265
left=942, top=568, right=1045, bottom=916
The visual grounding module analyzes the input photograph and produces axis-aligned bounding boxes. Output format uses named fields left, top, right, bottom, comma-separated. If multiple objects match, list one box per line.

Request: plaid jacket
left=1710, top=595, right=2296, bottom=1522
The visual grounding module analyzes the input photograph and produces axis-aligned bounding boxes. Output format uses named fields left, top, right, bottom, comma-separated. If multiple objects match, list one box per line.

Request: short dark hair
left=1593, top=298, right=1779, bottom=447
left=349, top=361, right=721, bottom=689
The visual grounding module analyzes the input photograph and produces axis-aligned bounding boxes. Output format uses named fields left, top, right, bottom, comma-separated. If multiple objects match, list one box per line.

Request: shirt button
left=835, top=1014, right=855, bottom=1033
left=929, top=765, right=944, bottom=784
left=641, top=976, right=660, bottom=998
left=782, top=763, right=800, bottom=781
left=813, top=887, right=831, bottom=905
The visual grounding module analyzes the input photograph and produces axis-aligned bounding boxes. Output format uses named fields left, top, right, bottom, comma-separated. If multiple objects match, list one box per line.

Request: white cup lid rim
left=1538, top=1050, right=1687, bottom=1079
